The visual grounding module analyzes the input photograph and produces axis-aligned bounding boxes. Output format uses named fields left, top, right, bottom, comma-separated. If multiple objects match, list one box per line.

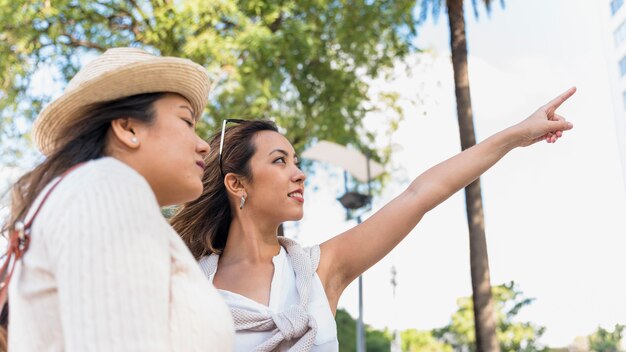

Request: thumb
left=546, top=115, right=573, bottom=132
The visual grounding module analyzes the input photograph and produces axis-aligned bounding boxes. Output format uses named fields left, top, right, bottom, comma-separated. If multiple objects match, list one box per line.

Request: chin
left=278, top=213, right=303, bottom=223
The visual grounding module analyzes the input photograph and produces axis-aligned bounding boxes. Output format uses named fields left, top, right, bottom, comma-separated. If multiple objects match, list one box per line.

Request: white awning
left=302, top=140, right=384, bottom=182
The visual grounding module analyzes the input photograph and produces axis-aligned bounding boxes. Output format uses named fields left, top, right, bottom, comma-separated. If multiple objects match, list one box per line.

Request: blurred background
left=1, top=0, right=624, bottom=351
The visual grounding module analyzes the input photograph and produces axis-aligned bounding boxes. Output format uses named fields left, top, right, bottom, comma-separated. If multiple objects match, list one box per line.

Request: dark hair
left=0, top=92, right=165, bottom=343
left=170, top=120, right=279, bottom=259
left=3, top=92, right=165, bottom=255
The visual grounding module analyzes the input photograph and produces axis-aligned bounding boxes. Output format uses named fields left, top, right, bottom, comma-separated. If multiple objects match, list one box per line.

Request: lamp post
left=302, top=141, right=384, bottom=352
left=337, top=174, right=369, bottom=352
left=390, top=265, right=402, bottom=352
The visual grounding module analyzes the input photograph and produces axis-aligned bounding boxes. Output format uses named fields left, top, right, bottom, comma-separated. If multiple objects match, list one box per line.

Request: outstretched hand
left=515, top=87, right=576, bottom=147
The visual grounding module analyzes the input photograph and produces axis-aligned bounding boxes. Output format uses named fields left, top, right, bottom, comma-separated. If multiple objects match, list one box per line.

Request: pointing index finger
left=545, top=87, right=576, bottom=114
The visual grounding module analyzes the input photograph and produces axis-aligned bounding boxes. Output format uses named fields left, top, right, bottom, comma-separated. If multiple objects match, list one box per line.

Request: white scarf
left=200, top=237, right=321, bottom=352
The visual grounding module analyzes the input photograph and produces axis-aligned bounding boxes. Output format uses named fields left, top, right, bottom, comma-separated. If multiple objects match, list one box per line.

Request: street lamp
left=390, top=265, right=402, bottom=352
left=302, top=140, right=384, bottom=352
left=337, top=192, right=370, bottom=210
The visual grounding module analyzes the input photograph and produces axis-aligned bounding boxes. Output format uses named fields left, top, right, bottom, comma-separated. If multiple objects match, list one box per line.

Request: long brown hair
left=0, top=93, right=165, bottom=347
left=3, top=93, right=165, bottom=236
left=170, top=120, right=278, bottom=259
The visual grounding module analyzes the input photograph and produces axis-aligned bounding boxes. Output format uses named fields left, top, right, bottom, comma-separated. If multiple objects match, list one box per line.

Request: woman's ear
left=223, top=173, right=246, bottom=198
left=110, top=118, right=141, bottom=149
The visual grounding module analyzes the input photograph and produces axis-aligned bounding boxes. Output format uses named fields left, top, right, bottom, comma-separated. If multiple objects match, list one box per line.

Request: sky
left=289, top=0, right=626, bottom=348
left=0, top=0, right=624, bottom=349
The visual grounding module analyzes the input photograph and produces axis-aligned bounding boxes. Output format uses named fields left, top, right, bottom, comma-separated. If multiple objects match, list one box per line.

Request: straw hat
left=33, top=47, right=211, bottom=156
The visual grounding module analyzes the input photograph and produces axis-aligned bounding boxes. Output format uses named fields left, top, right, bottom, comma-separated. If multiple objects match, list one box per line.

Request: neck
left=221, top=214, right=281, bottom=264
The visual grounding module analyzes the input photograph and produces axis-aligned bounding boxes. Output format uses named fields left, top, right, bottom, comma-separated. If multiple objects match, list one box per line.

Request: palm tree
left=419, top=0, right=504, bottom=351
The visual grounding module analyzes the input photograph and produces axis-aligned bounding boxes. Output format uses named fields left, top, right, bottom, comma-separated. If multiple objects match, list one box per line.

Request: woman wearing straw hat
left=0, top=48, right=233, bottom=351
left=170, top=87, right=575, bottom=351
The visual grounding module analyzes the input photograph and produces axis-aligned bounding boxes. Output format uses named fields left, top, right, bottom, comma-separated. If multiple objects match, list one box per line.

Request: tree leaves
left=434, top=282, right=548, bottom=352
left=0, top=0, right=418, bottom=167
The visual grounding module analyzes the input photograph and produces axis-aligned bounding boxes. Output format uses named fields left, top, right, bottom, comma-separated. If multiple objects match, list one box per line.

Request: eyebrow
left=178, top=105, right=195, bottom=118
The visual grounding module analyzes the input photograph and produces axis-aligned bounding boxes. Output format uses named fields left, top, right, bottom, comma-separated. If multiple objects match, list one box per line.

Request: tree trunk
left=445, top=0, right=500, bottom=351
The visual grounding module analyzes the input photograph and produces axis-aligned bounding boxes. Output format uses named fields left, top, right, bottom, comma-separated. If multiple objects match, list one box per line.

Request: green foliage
left=434, top=294, right=475, bottom=351
left=335, top=308, right=393, bottom=352
left=336, top=308, right=357, bottom=351
left=589, top=324, right=625, bottom=352
left=365, top=327, right=391, bottom=352
left=0, top=0, right=418, bottom=165
left=434, top=282, right=547, bottom=352
left=336, top=283, right=547, bottom=351
left=335, top=284, right=625, bottom=352
left=401, top=329, right=453, bottom=352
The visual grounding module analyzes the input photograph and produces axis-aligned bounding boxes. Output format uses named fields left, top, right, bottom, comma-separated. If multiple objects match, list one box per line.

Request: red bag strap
left=0, top=163, right=85, bottom=306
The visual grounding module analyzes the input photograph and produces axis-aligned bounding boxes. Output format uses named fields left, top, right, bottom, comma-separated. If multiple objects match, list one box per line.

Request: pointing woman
left=172, top=88, right=576, bottom=351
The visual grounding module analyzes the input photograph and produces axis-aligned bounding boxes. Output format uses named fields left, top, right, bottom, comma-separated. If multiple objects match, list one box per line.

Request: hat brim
left=33, top=57, right=211, bottom=156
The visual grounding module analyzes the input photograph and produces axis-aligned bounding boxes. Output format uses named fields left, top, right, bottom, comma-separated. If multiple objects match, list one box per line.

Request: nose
left=292, top=165, right=306, bottom=183
left=196, top=135, right=210, bottom=157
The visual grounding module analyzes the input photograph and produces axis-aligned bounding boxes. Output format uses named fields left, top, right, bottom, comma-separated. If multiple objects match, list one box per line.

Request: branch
left=268, top=13, right=283, bottom=33
left=62, top=32, right=106, bottom=51
left=128, top=0, right=155, bottom=33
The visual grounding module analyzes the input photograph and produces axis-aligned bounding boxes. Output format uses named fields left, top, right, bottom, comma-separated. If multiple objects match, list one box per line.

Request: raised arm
left=317, top=87, right=576, bottom=307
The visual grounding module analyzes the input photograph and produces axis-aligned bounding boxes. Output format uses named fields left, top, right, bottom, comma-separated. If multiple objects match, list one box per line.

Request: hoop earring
left=240, top=194, right=246, bottom=210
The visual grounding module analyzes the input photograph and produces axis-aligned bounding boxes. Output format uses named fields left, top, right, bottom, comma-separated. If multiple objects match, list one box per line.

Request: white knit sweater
left=8, top=157, right=234, bottom=351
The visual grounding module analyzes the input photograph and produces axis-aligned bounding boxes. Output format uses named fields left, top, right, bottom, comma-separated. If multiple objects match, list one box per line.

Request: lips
left=288, top=190, right=304, bottom=203
left=196, top=160, right=206, bottom=170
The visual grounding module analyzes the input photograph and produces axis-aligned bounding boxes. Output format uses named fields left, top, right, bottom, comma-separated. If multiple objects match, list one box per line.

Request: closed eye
left=182, top=118, right=194, bottom=127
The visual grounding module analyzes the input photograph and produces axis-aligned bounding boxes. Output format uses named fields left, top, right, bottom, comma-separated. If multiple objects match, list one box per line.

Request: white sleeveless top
left=199, top=246, right=339, bottom=351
